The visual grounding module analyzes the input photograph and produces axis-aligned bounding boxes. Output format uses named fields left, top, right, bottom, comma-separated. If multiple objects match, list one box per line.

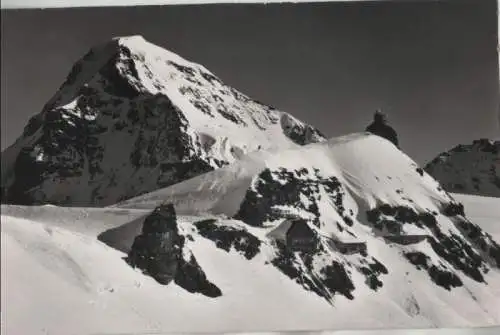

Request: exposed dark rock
left=126, top=204, right=182, bottom=285
left=366, top=205, right=422, bottom=234
left=427, top=235, right=484, bottom=283
left=194, top=219, right=261, bottom=260
left=217, top=107, right=245, bottom=124
left=369, top=257, right=389, bottom=274
left=359, top=257, right=388, bottom=291
left=366, top=203, right=490, bottom=287
left=2, top=92, right=217, bottom=206
left=157, top=160, right=214, bottom=188
left=453, top=217, right=500, bottom=268
left=280, top=113, right=325, bottom=145
left=442, top=202, right=465, bottom=217
left=418, top=212, right=438, bottom=228
left=286, top=124, right=324, bottom=146
left=320, top=261, right=355, bottom=300
left=270, top=242, right=355, bottom=303
left=428, top=265, right=463, bottom=291
left=168, top=61, right=196, bottom=77
left=64, top=60, right=84, bottom=87
left=126, top=204, right=221, bottom=297
left=174, top=254, right=222, bottom=298
left=235, top=167, right=351, bottom=229
left=404, top=252, right=429, bottom=270
left=403, top=251, right=463, bottom=290
left=473, top=139, right=498, bottom=154
left=192, top=100, right=214, bottom=117
left=22, top=113, right=44, bottom=138
left=199, top=71, right=222, bottom=85
left=99, top=47, right=142, bottom=99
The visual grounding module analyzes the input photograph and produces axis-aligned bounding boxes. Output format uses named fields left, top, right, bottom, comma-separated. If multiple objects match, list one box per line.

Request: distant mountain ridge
left=425, top=139, right=500, bottom=198
left=0, top=35, right=325, bottom=206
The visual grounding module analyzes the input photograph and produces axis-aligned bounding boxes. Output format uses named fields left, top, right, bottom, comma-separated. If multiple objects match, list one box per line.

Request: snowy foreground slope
left=2, top=133, right=500, bottom=335
left=425, top=139, right=500, bottom=198
left=1, top=35, right=323, bottom=206
left=2, top=196, right=500, bottom=335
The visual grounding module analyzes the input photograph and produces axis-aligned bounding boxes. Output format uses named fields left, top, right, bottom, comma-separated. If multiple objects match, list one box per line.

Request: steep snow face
left=117, top=133, right=500, bottom=300
left=0, top=35, right=325, bottom=206
left=425, top=139, right=500, bottom=198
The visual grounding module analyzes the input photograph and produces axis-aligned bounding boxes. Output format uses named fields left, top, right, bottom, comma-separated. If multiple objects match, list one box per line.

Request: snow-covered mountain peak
left=113, top=34, right=147, bottom=44
left=113, top=35, right=204, bottom=70
left=425, top=139, right=500, bottom=198
left=1, top=37, right=325, bottom=206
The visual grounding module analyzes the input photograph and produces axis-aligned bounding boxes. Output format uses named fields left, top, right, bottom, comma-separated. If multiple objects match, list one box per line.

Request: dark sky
left=1, top=0, right=499, bottom=164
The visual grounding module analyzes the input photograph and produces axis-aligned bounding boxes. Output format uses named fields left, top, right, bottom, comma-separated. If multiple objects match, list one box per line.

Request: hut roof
left=266, top=218, right=316, bottom=242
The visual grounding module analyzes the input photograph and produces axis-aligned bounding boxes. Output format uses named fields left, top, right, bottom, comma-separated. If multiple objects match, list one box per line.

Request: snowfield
left=1, top=193, right=499, bottom=335
left=2, top=133, right=500, bottom=335
left=452, top=194, right=500, bottom=242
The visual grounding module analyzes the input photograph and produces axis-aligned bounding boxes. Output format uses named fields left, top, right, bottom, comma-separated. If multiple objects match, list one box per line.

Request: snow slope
left=3, top=133, right=499, bottom=335
left=115, top=133, right=500, bottom=297
left=425, top=139, right=500, bottom=198
left=2, top=197, right=500, bottom=335
left=1, top=35, right=324, bottom=206
left=117, top=132, right=462, bottom=215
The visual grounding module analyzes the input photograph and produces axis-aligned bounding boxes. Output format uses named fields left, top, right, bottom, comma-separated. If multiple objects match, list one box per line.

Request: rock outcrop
left=126, top=203, right=221, bottom=297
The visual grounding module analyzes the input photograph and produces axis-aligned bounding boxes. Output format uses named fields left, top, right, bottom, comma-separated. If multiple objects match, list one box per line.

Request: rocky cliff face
left=425, top=139, right=500, bottom=198
left=1, top=35, right=325, bottom=206
left=232, top=163, right=500, bottom=297
left=126, top=203, right=222, bottom=297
